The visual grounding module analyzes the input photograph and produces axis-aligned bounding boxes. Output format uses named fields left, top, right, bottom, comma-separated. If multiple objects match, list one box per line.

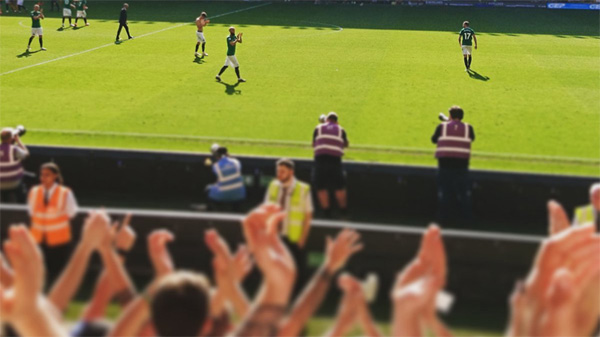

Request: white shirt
left=28, top=183, right=79, bottom=218
left=264, top=178, right=313, bottom=234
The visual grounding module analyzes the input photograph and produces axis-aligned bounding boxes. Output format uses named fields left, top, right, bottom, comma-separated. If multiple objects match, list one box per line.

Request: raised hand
left=0, top=225, right=45, bottom=323
left=147, top=229, right=175, bottom=279
left=114, top=214, right=136, bottom=252
left=324, top=228, right=363, bottom=274
left=81, top=210, right=112, bottom=250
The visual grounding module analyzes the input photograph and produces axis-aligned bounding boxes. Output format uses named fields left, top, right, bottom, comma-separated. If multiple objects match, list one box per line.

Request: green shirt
left=227, top=34, right=237, bottom=56
left=31, top=11, right=41, bottom=28
left=76, top=0, right=86, bottom=10
left=459, top=27, right=475, bottom=46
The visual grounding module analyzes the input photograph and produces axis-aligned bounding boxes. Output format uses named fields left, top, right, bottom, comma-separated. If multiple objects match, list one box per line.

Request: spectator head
left=200, top=11, right=207, bottom=18
left=229, top=26, right=235, bottom=35
left=326, top=112, right=338, bottom=122
left=463, top=21, right=470, bottom=28
left=210, top=143, right=220, bottom=156
left=276, top=158, right=295, bottom=183
left=1, top=128, right=13, bottom=144
left=151, top=271, right=211, bottom=337
left=448, top=106, right=464, bottom=120
left=40, top=162, right=64, bottom=186
left=215, top=146, right=228, bottom=159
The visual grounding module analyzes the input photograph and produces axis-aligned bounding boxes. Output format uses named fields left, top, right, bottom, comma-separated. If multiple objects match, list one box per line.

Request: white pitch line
left=1, top=2, right=272, bottom=77
left=27, top=128, right=599, bottom=165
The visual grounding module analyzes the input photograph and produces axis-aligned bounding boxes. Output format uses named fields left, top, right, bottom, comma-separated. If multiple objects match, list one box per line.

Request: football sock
left=195, top=44, right=199, bottom=52
left=202, top=43, right=205, bottom=52
left=235, top=67, right=240, bottom=78
left=39, top=37, right=43, bottom=48
left=62, top=17, right=65, bottom=24
left=28, top=36, right=34, bottom=47
left=468, top=56, right=472, bottom=68
left=84, top=18, right=87, bottom=24
left=463, top=57, right=468, bottom=68
left=218, top=66, right=228, bottom=76
left=69, top=18, right=72, bottom=24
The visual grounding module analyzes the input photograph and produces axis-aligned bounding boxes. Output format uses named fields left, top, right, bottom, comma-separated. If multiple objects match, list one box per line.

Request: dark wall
left=14, top=146, right=597, bottom=235
left=0, top=205, right=541, bottom=329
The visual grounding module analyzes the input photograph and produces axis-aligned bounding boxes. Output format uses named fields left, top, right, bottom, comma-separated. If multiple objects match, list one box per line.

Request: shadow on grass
left=468, top=69, right=490, bottom=81
left=193, top=56, right=205, bottom=64
left=217, top=80, right=241, bottom=95
left=17, top=50, right=41, bottom=58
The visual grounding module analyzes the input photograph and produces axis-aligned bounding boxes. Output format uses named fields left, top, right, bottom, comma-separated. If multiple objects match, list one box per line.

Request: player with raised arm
left=195, top=12, right=210, bottom=57
left=61, top=0, right=75, bottom=28
left=216, top=26, right=246, bottom=83
left=459, top=21, right=477, bottom=71
left=73, top=0, right=88, bottom=27
left=27, top=4, right=46, bottom=52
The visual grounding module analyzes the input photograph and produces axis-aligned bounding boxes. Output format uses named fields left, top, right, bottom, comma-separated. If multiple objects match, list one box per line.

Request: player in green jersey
left=27, top=4, right=46, bottom=51
left=61, top=0, right=75, bottom=28
left=458, top=21, right=477, bottom=71
left=73, top=0, right=88, bottom=27
left=215, top=26, right=246, bottom=83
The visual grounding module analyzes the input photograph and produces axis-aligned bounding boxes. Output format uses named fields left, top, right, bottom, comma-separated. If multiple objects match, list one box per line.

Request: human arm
left=65, top=189, right=79, bottom=218
left=278, top=228, right=363, bottom=337
left=0, top=225, right=68, bottom=337
left=473, top=34, right=477, bottom=49
left=431, top=125, right=442, bottom=144
left=47, top=211, right=110, bottom=313
left=342, top=129, right=349, bottom=148
left=205, top=229, right=252, bottom=318
left=98, top=217, right=137, bottom=307
left=0, top=252, right=14, bottom=287
left=469, top=125, right=475, bottom=142
left=298, top=212, right=312, bottom=248
left=13, top=135, right=29, bottom=158
left=81, top=214, right=136, bottom=321
left=235, top=204, right=295, bottom=337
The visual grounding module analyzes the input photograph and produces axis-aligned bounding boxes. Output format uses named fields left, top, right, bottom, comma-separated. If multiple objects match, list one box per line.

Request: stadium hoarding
left=14, top=145, right=597, bottom=235
left=547, top=2, right=600, bottom=9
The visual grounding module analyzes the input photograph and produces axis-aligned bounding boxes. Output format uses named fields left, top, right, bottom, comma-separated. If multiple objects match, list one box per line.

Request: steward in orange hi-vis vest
left=28, top=184, right=72, bottom=246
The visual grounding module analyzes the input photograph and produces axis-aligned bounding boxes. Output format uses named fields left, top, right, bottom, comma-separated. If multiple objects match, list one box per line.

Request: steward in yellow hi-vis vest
left=264, top=158, right=313, bottom=248
left=28, top=163, right=78, bottom=247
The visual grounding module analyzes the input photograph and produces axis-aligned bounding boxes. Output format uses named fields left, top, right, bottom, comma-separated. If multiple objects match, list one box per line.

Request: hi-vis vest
left=209, top=157, right=246, bottom=202
left=267, top=180, right=310, bottom=243
left=313, top=122, right=345, bottom=157
left=0, top=144, right=24, bottom=186
left=28, top=185, right=72, bottom=246
left=435, top=121, right=472, bottom=159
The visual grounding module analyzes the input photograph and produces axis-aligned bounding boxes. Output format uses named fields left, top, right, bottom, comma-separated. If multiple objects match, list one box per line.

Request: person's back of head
left=216, top=146, right=228, bottom=159
left=1, top=128, right=13, bottom=144
left=151, top=271, right=210, bottom=337
left=448, top=105, right=464, bottom=120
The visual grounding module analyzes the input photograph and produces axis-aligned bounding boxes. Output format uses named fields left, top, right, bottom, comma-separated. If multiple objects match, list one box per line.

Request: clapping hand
left=147, top=229, right=175, bottom=279
left=324, top=228, right=363, bottom=274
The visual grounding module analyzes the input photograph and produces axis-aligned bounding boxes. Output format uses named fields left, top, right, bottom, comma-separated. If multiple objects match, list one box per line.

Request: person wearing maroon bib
left=431, top=105, right=475, bottom=225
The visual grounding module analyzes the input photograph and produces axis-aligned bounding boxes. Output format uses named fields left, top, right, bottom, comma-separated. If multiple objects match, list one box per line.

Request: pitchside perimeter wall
left=10, top=145, right=598, bottom=233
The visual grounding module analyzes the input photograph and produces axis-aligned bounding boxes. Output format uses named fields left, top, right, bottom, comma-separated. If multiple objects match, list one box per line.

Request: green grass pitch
left=1, top=1, right=599, bottom=176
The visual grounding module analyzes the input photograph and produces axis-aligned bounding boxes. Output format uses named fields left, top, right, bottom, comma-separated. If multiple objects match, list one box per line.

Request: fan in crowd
left=0, top=184, right=598, bottom=337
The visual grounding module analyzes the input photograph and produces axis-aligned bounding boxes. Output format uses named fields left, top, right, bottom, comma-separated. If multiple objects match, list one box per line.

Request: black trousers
left=0, top=183, right=26, bottom=204
left=282, top=237, right=307, bottom=298
left=437, top=167, right=472, bottom=225
left=116, top=23, right=131, bottom=39
left=40, top=241, right=72, bottom=287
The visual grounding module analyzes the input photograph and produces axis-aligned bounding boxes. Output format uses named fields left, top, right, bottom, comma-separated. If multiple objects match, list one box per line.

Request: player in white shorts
left=16, top=0, right=25, bottom=12
left=216, top=27, right=245, bottom=83
left=73, top=0, right=88, bottom=27
left=61, top=0, right=75, bottom=28
left=27, top=4, right=46, bottom=51
left=195, top=12, right=210, bottom=57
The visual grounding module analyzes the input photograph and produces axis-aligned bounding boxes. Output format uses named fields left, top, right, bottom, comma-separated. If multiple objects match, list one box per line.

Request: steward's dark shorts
left=313, top=155, right=346, bottom=190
